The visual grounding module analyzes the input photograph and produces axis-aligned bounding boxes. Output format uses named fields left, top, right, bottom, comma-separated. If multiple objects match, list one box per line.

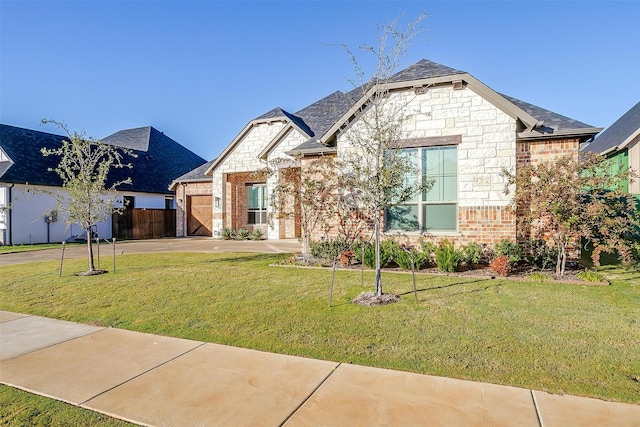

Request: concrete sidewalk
left=1, top=311, right=638, bottom=426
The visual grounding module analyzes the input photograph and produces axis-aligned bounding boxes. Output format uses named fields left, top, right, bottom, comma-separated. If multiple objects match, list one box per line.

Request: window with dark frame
left=247, top=184, right=267, bottom=225
left=386, top=145, right=458, bottom=232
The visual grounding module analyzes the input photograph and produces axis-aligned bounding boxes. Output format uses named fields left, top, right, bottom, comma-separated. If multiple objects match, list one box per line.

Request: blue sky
left=1, top=1, right=639, bottom=161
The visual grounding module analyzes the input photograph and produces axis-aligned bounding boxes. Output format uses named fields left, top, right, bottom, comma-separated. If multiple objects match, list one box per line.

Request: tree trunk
left=556, top=241, right=562, bottom=277
left=86, top=229, right=95, bottom=272
left=302, top=232, right=311, bottom=263
left=374, top=214, right=382, bottom=296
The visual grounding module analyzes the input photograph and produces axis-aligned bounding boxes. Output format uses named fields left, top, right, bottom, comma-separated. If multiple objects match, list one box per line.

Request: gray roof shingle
left=172, top=159, right=215, bottom=183
left=389, top=59, right=465, bottom=82
left=500, top=94, right=594, bottom=131
left=0, top=124, right=206, bottom=195
left=585, top=101, right=640, bottom=154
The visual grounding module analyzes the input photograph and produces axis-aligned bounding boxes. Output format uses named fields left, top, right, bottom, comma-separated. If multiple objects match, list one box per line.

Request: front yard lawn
left=1, top=252, right=639, bottom=404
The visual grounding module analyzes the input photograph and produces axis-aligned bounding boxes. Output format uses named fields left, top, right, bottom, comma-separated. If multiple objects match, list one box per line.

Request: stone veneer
left=335, top=84, right=520, bottom=247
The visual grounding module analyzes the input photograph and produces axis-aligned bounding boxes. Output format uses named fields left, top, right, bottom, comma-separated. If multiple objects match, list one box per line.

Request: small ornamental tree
left=40, top=120, right=135, bottom=274
left=265, top=156, right=337, bottom=262
left=338, top=14, right=430, bottom=297
left=503, top=153, right=639, bottom=276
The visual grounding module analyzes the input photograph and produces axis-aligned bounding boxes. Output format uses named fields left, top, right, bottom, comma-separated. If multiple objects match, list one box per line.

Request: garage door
left=187, top=195, right=213, bottom=236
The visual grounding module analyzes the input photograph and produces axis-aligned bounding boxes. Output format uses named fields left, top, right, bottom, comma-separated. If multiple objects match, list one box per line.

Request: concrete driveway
left=0, top=237, right=302, bottom=266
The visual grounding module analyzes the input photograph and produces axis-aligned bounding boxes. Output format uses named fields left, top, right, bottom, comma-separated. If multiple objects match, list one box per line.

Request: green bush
left=249, top=229, right=264, bottom=241
left=235, top=228, right=250, bottom=240
left=351, top=240, right=393, bottom=269
left=494, top=239, right=522, bottom=266
left=576, top=270, right=606, bottom=283
left=310, top=238, right=350, bottom=260
left=462, top=242, right=484, bottom=266
left=221, top=228, right=235, bottom=240
left=435, top=239, right=463, bottom=272
left=527, top=239, right=558, bottom=270
left=528, top=272, right=552, bottom=282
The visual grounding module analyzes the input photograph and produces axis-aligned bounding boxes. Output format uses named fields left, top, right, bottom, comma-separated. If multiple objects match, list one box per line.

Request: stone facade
left=336, top=85, right=520, bottom=247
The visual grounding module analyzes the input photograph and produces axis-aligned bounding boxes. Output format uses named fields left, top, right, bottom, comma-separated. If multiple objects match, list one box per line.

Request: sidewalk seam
left=79, top=341, right=207, bottom=406
left=531, top=389, right=544, bottom=427
left=279, top=362, right=341, bottom=427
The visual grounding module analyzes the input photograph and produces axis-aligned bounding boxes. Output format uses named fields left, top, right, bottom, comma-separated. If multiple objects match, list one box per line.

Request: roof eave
left=168, top=177, right=211, bottom=191
left=285, top=146, right=337, bottom=157
left=517, top=127, right=603, bottom=141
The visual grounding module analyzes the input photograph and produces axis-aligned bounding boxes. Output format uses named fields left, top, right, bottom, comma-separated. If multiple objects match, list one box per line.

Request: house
left=181, top=59, right=602, bottom=246
left=169, top=159, right=216, bottom=237
left=584, top=101, right=640, bottom=205
left=0, top=124, right=206, bottom=245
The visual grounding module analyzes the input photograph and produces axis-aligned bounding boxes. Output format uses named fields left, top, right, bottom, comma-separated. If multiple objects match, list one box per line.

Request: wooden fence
left=112, top=209, right=176, bottom=240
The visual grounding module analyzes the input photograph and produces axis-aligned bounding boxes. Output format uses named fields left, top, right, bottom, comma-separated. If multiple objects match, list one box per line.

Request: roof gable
left=585, top=101, right=640, bottom=154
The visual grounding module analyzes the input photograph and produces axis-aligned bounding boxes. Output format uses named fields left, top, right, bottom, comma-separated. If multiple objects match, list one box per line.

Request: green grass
left=1, top=252, right=639, bottom=407
left=0, top=242, right=84, bottom=254
left=0, top=384, right=132, bottom=426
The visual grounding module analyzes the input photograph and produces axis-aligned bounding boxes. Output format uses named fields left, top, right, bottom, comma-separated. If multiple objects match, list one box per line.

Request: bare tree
left=337, top=14, right=430, bottom=296
left=40, top=120, right=135, bottom=274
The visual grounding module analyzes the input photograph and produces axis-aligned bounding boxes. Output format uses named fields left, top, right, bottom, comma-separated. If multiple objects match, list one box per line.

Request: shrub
left=435, top=239, right=463, bottom=272
left=351, top=240, right=393, bottom=269
left=221, top=228, right=235, bottom=240
left=311, top=238, right=350, bottom=260
left=576, top=270, right=605, bottom=283
left=249, top=229, right=264, bottom=241
left=494, top=239, right=522, bottom=266
left=418, top=240, right=437, bottom=267
left=235, top=228, right=250, bottom=240
left=462, top=242, right=484, bottom=266
left=490, top=255, right=511, bottom=276
left=528, top=272, right=552, bottom=282
left=527, top=239, right=558, bottom=270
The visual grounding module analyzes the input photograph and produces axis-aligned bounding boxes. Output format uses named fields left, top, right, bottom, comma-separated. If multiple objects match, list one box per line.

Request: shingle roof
left=0, top=124, right=66, bottom=186
left=171, top=159, right=215, bottom=184
left=0, top=124, right=206, bottom=195
left=585, top=101, right=640, bottom=154
left=292, top=91, right=354, bottom=138
left=500, top=94, right=594, bottom=131
left=389, top=58, right=465, bottom=82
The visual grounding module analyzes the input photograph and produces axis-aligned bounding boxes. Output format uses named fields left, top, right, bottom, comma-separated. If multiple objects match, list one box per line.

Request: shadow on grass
left=396, top=278, right=502, bottom=302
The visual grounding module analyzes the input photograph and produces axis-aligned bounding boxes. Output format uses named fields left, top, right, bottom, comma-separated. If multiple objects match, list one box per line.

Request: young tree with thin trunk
left=503, top=153, right=639, bottom=276
left=264, top=156, right=337, bottom=262
left=40, top=120, right=135, bottom=274
left=338, top=14, right=430, bottom=297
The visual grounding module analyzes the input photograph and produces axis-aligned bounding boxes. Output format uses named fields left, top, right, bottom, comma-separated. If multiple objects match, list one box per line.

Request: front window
left=247, top=184, right=267, bottom=224
left=386, top=146, right=458, bottom=232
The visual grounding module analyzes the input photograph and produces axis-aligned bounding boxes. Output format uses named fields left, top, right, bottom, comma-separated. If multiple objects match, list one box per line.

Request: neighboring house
left=0, top=124, right=206, bottom=245
left=169, top=159, right=216, bottom=237
left=185, top=58, right=602, bottom=246
left=584, top=101, right=640, bottom=205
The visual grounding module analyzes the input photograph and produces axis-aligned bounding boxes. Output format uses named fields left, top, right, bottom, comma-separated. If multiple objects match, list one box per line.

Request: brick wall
left=224, top=171, right=267, bottom=234
left=517, top=138, right=580, bottom=166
